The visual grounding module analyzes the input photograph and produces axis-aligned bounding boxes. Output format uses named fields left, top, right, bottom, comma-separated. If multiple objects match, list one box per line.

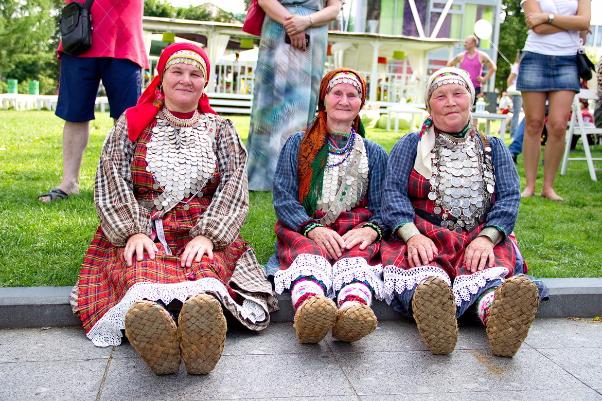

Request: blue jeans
left=509, top=117, right=525, bottom=157
left=510, top=95, right=522, bottom=138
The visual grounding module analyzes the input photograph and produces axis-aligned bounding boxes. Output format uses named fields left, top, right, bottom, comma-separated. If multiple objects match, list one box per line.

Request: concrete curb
left=1, top=278, right=601, bottom=329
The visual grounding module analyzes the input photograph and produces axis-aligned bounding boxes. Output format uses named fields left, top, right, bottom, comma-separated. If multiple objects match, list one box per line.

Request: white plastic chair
left=560, top=89, right=602, bottom=181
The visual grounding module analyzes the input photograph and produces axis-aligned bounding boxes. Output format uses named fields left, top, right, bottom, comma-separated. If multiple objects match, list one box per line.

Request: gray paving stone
left=326, top=320, right=498, bottom=354
left=538, top=348, right=602, bottom=391
left=100, top=353, right=356, bottom=400
left=223, top=322, right=331, bottom=356
left=0, top=326, right=110, bottom=363
left=110, top=324, right=331, bottom=361
left=0, top=359, right=106, bottom=401
left=335, top=348, right=585, bottom=396
left=360, top=388, right=602, bottom=401
left=524, top=318, right=602, bottom=349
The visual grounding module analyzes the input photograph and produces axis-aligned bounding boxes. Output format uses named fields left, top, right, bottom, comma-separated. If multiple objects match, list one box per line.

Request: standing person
left=518, top=0, right=591, bottom=200
left=594, top=56, right=602, bottom=128
left=380, top=68, right=543, bottom=357
left=507, top=51, right=523, bottom=138
left=74, top=43, right=276, bottom=375
left=447, top=35, right=497, bottom=104
left=271, top=69, right=387, bottom=344
left=39, top=0, right=149, bottom=202
left=246, top=0, right=342, bottom=191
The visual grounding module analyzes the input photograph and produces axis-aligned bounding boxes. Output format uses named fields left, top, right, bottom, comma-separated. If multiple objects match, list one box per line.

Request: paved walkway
left=1, top=318, right=601, bottom=401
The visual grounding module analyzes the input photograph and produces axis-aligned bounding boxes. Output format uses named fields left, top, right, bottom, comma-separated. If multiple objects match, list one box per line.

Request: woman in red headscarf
left=270, top=69, right=388, bottom=344
left=74, top=43, right=276, bottom=375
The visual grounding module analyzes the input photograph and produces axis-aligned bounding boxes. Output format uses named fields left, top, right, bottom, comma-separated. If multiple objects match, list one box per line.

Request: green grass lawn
left=0, top=110, right=600, bottom=286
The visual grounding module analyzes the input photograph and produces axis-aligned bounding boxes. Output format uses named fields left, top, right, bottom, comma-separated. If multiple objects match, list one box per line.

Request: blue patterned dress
left=247, top=0, right=328, bottom=191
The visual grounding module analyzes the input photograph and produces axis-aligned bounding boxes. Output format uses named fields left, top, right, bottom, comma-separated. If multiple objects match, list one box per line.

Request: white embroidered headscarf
left=414, top=67, right=475, bottom=178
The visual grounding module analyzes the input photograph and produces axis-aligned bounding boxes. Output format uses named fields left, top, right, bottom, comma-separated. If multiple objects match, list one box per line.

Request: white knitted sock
left=337, top=282, right=372, bottom=310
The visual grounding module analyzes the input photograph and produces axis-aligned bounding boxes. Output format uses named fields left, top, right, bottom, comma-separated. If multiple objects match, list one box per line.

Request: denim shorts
left=56, top=54, right=142, bottom=122
left=517, top=51, right=580, bottom=93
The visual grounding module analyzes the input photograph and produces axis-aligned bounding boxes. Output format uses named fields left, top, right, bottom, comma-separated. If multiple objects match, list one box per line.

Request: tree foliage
left=496, top=0, right=528, bottom=90
left=144, top=0, right=240, bottom=23
left=0, top=0, right=62, bottom=94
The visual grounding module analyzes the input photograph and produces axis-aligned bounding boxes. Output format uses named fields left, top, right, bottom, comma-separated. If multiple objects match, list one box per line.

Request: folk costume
left=380, top=68, right=542, bottom=357
left=271, top=69, right=388, bottom=343
left=75, top=43, right=276, bottom=375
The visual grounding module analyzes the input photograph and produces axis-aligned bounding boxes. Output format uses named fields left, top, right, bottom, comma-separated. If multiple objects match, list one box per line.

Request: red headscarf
left=298, top=68, right=367, bottom=209
left=125, top=42, right=216, bottom=141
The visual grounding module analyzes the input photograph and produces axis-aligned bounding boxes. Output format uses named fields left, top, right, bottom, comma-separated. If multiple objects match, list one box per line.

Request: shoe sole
left=125, top=300, right=181, bottom=375
left=486, top=276, right=539, bottom=357
left=294, top=295, right=337, bottom=344
left=412, top=277, right=458, bottom=355
left=178, top=294, right=227, bottom=375
left=332, top=304, right=378, bottom=343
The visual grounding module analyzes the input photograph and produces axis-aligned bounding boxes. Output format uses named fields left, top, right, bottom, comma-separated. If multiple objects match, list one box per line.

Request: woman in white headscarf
left=380, top=67, right=544, bottom=358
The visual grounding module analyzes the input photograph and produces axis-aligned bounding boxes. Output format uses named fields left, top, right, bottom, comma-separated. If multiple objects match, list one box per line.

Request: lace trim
left=332, top=257, right=384, bottom=300
left=273, top=254, right=332, bottom=295
left=452, top=266, right=508, bottom=306
left=86, top=278, right=267, bottom=347
left=382, top=265, right=451, bottom=304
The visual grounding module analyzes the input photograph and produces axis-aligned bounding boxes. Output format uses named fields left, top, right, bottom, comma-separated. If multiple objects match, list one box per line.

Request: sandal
left=38, top=188, right=69, bottom=203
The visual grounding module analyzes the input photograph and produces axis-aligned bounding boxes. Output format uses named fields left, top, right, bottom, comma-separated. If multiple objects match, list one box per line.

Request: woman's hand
left=284, top=14, right=311, bottom=36
left=406, top=234, right=438, bottom=268
left=525, top=12, right=548, bottom=29
left=342, top=227, right=378, bottom=250
left=124, top=233, right=158, bottom=267
left=464, top=236, right=495, bottom=273
left=181, top=235, right=214, bottom=268
left=288, top=31, right=307, bottom=51
left=307, top=227, right=345, bottom=259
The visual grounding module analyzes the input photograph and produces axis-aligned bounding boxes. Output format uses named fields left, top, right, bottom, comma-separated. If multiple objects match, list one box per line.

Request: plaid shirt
left=94, top=114, right=250, bottom=249
left=382, top=132, right=520, bottom=237
left=273, top=132, right=388, bottom=232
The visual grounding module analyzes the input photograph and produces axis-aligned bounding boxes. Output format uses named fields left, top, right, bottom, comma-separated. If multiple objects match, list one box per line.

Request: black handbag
left=60, top=0, right=94, bottom=56
left=576, top=50, right=595, bottom=81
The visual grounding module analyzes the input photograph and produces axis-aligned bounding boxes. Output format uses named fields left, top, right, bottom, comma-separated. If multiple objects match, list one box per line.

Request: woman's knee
left=524, top=118, right=545, bottom=136
left=546, top=118, right=568, bottom=135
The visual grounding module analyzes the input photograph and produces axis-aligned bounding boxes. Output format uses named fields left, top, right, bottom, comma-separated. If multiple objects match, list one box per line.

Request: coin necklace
left=145, top=110, right=217, bottom=215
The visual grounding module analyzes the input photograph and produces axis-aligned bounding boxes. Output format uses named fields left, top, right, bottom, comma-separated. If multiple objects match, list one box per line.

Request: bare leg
left=541, top=91, right=575, bottom=201
left=60, top=121, right=90, bottom=194
left=39, top=121, right=90, bottom=203
left=520, top=92, right=547, bottom=198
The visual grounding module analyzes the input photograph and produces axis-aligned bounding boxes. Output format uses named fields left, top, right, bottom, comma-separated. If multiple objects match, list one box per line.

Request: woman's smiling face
left=429, top=83, right=471, bottom=133
left=162, top=63, right=206, bottom=112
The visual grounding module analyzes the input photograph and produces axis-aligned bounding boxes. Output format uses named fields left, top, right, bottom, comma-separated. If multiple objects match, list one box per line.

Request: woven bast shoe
left=178, top=293, right=227, bottom=375
left=412, top=277, right=458, bottom=355
left=294, top=295, right=337, bottom=344
left=125, top=300, right=181, bottom=375
left=486, top=276, right=539, bottom=357
left=332, top=304, right=377, bottom=343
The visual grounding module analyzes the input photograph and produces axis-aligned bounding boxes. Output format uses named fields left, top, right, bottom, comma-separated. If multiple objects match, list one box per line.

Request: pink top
left=459, top=52, right=483, bottom=89
left=57, top=0, right=149, bottom=69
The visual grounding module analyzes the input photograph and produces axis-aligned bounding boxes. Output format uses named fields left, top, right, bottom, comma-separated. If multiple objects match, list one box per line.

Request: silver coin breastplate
left=428, top=133, right=495, bottom=232
left=145, top=113, right=217, bottom=214
left=317, top=136, right=369, bottom=225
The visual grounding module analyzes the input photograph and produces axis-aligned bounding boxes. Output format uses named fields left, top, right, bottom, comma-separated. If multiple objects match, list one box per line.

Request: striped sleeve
left=364, top=139, right=388, bottom=229
left=485, top=136, right=520, bottom=235
left=190, top=118, right=249, bottom=249
left=94, top=115, right=152, bottom=246
left=272, top=132, right=313, bottom=231
left=381, top=133, right=420, bottom=236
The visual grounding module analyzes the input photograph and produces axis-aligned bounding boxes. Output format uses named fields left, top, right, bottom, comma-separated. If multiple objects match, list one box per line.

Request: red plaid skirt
left=78, top=127, right=248, bottom=334
left=276, top=206, right=381, bottom=269
left=380, top=169, right=524, bottom=280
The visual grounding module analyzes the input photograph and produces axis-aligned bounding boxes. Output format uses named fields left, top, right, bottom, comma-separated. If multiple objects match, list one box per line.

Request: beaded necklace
left=162, top=108, right=201, bottom=127
left=327, top=130, right=356, bottom=167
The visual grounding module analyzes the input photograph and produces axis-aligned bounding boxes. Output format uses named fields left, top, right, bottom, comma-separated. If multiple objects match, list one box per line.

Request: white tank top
left=522, top=0, right=581, bottom=56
